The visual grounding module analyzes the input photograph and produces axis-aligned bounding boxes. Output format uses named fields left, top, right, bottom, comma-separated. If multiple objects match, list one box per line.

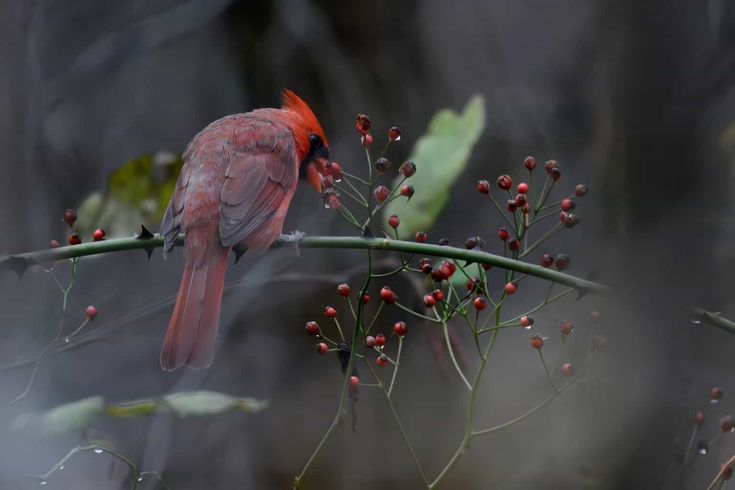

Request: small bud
left=327, top=161, right=343, bottom=181
left=400, top=184, right=415, bottom=200
left=560, top=212, right=579, bottom=228
left=540, top=254, right=554, bottom=267
left=504, top=282, right=517, bottom=295
left=721, top=415, right=733, bottom=432
left=400, top=160, right=416, bottom=178
left=374, top=185, right=390, bottom=203
left=432, top=289, right=444, bottom=301
left=530, top=335, right=544, bottom=349
left=324, top=306, right=337, bottom=318
left=473, top=297, right=488, bottom=311
left=376, top=354, right=389, bottom=367
left=388, top=214, right=400, bottom=229
left=63, top=209, right=77, bottom=227
left=375, top=333, right=387, bottom=347
left=550, top=166, right=562, bottom=181
left=362, top=293, right=371, bottom=304
left=497, top=174, right=513, bottom=191
left=524, top=156, right=537, bottom=171
left=362, top=133, right=374, bottom=147
left=337, top=284, right=351, bottom=297
left=415, top=231, right=428, bottom=243
left=49, top=239, right=61, bottom=248
left=694, top=411, right=705, bottom=425
left=92, top=228, right=106, bottom=241
left=555, top=254, right=570, bottom=270
left=67, top=233, right=82, bottom=246
left=438, top=238, right=451, bottom=246
left=506, top=200, right=517, bottom=212
left=388, top=126, right=401, bottom=141
left=423, top=294, right=436, bottom=307
left=365, top=335, right=376, bottom=347
left=544, top=160, right=559, bottom=174
left=355, top=114, right=371, bottom=135
left=560, top=321, right=574, bottom=335
left=575, top=184, right=589, bottom=197
left=561, top=198, right=575, bottom=211
left=560, top=363, right=573, bottom=376
left=520, top=316, right=534, bottom=329
left=507, top=237, right=520, bottom=251
left=350, top=375, right=360, bottom=388
left=419, top=258, right=433, bottom=274
left=712, top=386, right=724, bottom=403
left=464, top=236, right=485, bottom=250
left=393, top=321, right=407, bottom=336
left=374, top=157, right=391, bottom=174
left=380, top=286, right=397, bottom=304
left=316, top=342, right=329, bottom=355
left=515, top=193, right=527, bottom=207
left=476, top=180, right=490, bottom=194
left=85, top=305, right=98, bottom=321
left=305, top=321, right=320, bottom=336
left=498, top=227, right=509, bottom=241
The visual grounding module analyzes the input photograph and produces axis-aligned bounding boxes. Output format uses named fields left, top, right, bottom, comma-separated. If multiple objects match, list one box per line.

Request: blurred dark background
left=2, top=0, right=735, bottom=488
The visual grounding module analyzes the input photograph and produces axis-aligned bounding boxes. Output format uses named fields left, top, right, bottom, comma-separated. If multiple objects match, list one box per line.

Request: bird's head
left=281, top=89, right=330, bottom=193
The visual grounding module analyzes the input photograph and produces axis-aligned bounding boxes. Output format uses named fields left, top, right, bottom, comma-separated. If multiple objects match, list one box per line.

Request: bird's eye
left=308, top=133, right=322, bottom=147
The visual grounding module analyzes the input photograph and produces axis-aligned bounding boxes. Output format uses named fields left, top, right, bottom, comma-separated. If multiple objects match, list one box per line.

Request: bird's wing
left=219, top=134, right=299, bottom=248
left=160, top=161, right=192, bottom=255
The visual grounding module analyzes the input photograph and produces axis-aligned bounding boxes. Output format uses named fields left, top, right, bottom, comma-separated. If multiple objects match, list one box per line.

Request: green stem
left=3, top=235, right=609, bottom=295
left=442, top=320, right=472, bottom=391
left=693, top=308, right=735, bottom=335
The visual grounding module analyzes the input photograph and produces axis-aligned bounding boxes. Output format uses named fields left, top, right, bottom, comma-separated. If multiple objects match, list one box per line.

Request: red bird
left=159, top=90, right=329, bottom=371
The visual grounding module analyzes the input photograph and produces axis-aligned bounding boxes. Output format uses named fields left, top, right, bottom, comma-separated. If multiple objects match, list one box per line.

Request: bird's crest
left=281, top=89, right=328, bottom=147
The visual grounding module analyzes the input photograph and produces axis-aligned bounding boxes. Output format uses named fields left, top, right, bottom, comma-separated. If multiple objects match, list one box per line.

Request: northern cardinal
left=159, top=90, right=329, bottom=370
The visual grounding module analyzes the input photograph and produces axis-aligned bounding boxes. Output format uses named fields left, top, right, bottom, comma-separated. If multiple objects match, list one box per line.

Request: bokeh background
left=1, top=1, right=735, bottom=488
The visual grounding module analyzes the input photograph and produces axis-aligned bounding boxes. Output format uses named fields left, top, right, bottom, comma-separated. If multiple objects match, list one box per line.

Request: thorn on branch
left=135, top=225, right=155, bottom=241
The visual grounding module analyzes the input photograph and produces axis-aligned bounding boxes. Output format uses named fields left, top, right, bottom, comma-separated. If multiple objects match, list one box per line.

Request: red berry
left=520, top=315, right=534, bottom=328
left=473, top=297, right=487, bottom=311
left=393, top=321, right=407, bottom=336
left=423, top=294, right=436, bottom=307
left=415, top=231, right=428, bottom=243
left=374, top=157, right=391, bottom=174
left=694, top=411, right=705, bottom=425
left=476, top=180, right=490, bottom=194
left=375, top=333, right=387, bottom=347
left=560, top=363, right=573, bottom=376
left=419, top=258, right=433, bottom=274
left=355, top=114, right=371, bottom=135
left=561, top=199, right=575, bottom=211
left=350, top=375, right=360, bottom=388
left=63, top=209, right=77, bottom=227
left=362, top=133, right=374, bottom=147
left=575, top=184, right=589, bottom=197
left=530, top=335, right=544, bottom=349
left=365, top=336, right=376, bottom=347
left=388, top=214, right=400, bottom=229
left=324, top=306, right=337, bottom=318
left=49, top=239, right=60, bottom=248
left=550, top=166, right=562, bottom=181
left=712, top=386, right=724, bottom=402
left=388, top=126, right=401, bottom=142
left=376, top=354, right=389, bottom=367
left=305, top=321, right=320, bottom=336
left=504, top=282, right=517, bottom=295
left=85, top=305, right=98, bottom=321
left=67, top=233, right=81, bottom=246
left=443, top=260, right=457, bottom=277
left=721, top=415, right=733, bottom=432
left=506, top=199, right=517, bottom=212
left=337, top=284, right=351, bottom=297
left=498, top=227, right=509, bottom=241
left=432, top=289, right=444, bottom=301
left=497, top=174, right=512, bottom=190
left=362, top=293, right=371, bottom=304
left=92, top=228, right=106, bottom=241
left=316, top=342, right=329, bottom=355
left=466, top=277, right=481, bottom=292
left=555, top=254, right=570, bottom=270
left=540, top=254, right=554, bottom=267
left=400, top=160, right=416, bottom=177
left=560, top=321, right=574, bottom=335
left=515, top=193, right=527, bottom=207
left=400, top=184, right=415, bottom=199
left=517, top=182, right=529, bottom=194
left=560, top=212, right=579, bottom=228
left=431, top=266, right=450, bottom=282
left=380, top=286, right=397, bottom=304
left=327, top=161, right=343, bottom=181
left=544, top=160, right=559, bottom=174
left=374, top=185, right=390, bottom=203
left=524, top=156, right=537, bottom=171
left=508, top=237, right=520, bottom=251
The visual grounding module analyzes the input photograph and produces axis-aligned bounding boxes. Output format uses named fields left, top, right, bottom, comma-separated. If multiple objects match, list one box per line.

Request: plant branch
left=693, top=308, right=735, bottom=335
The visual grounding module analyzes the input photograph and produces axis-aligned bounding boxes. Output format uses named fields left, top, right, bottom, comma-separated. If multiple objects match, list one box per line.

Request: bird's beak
left=305, top=159, right=326, bottom=193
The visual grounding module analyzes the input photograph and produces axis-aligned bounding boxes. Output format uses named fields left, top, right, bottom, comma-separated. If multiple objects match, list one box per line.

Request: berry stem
left=441, top=319, right=472, bottom=391
left=519, top=223, right=564, bottom=259
left=537, top=349, right=559, bottom=393
left=394, top=301, right=442, bottom=323
left=387, top=336, right=403, bottom=397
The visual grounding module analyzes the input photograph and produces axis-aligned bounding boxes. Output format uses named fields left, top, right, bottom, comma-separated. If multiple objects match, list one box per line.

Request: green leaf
left=11, top=396, right=105, bottom=435
left=385, top=95, right=486, bottom=237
